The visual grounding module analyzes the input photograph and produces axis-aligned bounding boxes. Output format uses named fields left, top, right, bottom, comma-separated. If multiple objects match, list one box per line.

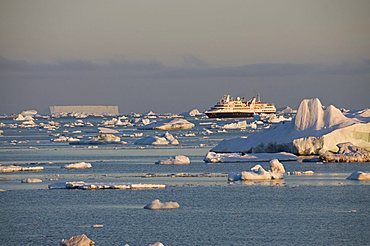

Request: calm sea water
left=1, top=116, right=369, bottom=245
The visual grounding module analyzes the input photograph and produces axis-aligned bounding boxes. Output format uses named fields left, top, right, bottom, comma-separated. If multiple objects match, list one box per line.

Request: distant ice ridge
left=211, top=98, right=370, bottom=155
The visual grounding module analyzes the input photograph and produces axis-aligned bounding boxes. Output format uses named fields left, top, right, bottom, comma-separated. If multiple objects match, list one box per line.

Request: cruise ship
left=205, top=94, right=276, bottom=118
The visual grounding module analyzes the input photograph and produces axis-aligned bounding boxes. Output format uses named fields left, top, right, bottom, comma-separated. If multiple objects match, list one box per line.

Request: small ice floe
left=141, top=118, right=151, bottom=125
left=228, top=159, right=285, bottom=181
left=21, top=178, right=43, bottom=183
left=203, top=129, right=213, bottom=135
left=52, top=136, right=80, bottom=142
left=63, top=162, right=92, bottom=169
left=0, top=165, right=44, bottom=173
left=135, top=132, right=178, bottom=145
left=93, top=133, right=121, bottom=142
left=130, top=132, right=144, bottom=138
left=204, top=152, right=297, bottom=163
left=346, top=171, right=370, bottom=181
left=139, top=118, right=194, bottom=130
left=92, top=224, right=104, bottom=228
left=49, top=181, right=166, bottom=190
left=320, top=142, right=370, bottom=162
left=144, top=199, right=180, bottom=210
left=0, top=129, right=3, bottom=136
left=19, top=120, right=37, bottom=128
left=222, top=121, right=247, bottom=129
left=149, top=242, right=165, bottom=246
left=98, top=127, right=119, bottom=134
left=286, top=171, right=314, bottom=176
left=60, top=234, right=94, bottom=246
left=187, top=108, right=202, bottom=117
left=184, top=132, right=196, bottom=137
left=156, top=155, right=190, bottom=165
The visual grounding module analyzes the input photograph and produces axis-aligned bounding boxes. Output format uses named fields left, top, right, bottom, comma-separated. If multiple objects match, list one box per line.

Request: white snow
left=156, top=155, right=190, bottom=165
left=204, top=152, right=297, bottom=163
left=347, top=171, right=370, bottom=181
left=144, top=199, right=180, bottom=210
left=140, top=118, right=194, bottom=130
left=64, top=162, right=92, bottom=169
left=212, top=98, right=369, bottom=155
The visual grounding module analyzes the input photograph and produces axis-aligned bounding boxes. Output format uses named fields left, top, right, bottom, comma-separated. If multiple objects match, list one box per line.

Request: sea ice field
left=1, top=114, right=370, bottom=245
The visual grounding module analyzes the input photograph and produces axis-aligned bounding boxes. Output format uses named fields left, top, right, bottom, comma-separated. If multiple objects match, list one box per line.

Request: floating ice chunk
left=229, top=159, right=285, bottom=181
left=93, top=134, right=120, bottom=142
left=270, top=158, right=285, bottom=179
left=53, top=136, right=80, bottom=142
left=287, top=171, right=314, bottom=176
left=140, top=118, right=194, bottom=130
left=222, top=121, right=247, bottom=129
left=0, top=165, right=44, bottom=172
left=130, top=184, right=166, bottom=189
left=347, top=171, right=370, bottom=181
left=204, top=152, right=297, bottom=163
left=156, top=155, right=190, bottom=165
left=188, top=108, right=202, bottom=117
left=49, top=182, right=166, bottom=190
left=98, top=127, right=119, bottom=134
left=64, top=162, right=92, bottom=169
left=135, top=132, right=178, bottom=145
left=135, top=136, right=170, bottom=145
left=60, top=234, right=94, bottom=246
left=142, top=119, right=151, bottom=125
left=144, top=199, right=180, bottom=210
left=92, top=224, right=104, bottom=228
left=21, top=109, right=37, bottom=116
left=149, top=242, right=165, bottom=246
left=21, top=178, right=43, bottom=183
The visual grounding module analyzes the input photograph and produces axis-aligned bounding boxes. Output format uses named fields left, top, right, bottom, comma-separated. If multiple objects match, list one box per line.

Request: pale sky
left=0, top=0, right=370, bottom=114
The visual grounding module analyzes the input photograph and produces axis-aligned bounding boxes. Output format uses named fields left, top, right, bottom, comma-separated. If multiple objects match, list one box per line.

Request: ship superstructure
left=205, top=95, right=276, bottom=118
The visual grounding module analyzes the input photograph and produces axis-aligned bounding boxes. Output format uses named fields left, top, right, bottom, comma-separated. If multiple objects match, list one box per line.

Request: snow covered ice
left=211, top=98, right=370, bottom=155
left=228, top=159, right=286, bottom=181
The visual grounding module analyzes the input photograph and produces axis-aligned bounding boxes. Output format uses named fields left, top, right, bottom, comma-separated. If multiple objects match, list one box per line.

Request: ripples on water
left=0, top=116, right=369, bottom=245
